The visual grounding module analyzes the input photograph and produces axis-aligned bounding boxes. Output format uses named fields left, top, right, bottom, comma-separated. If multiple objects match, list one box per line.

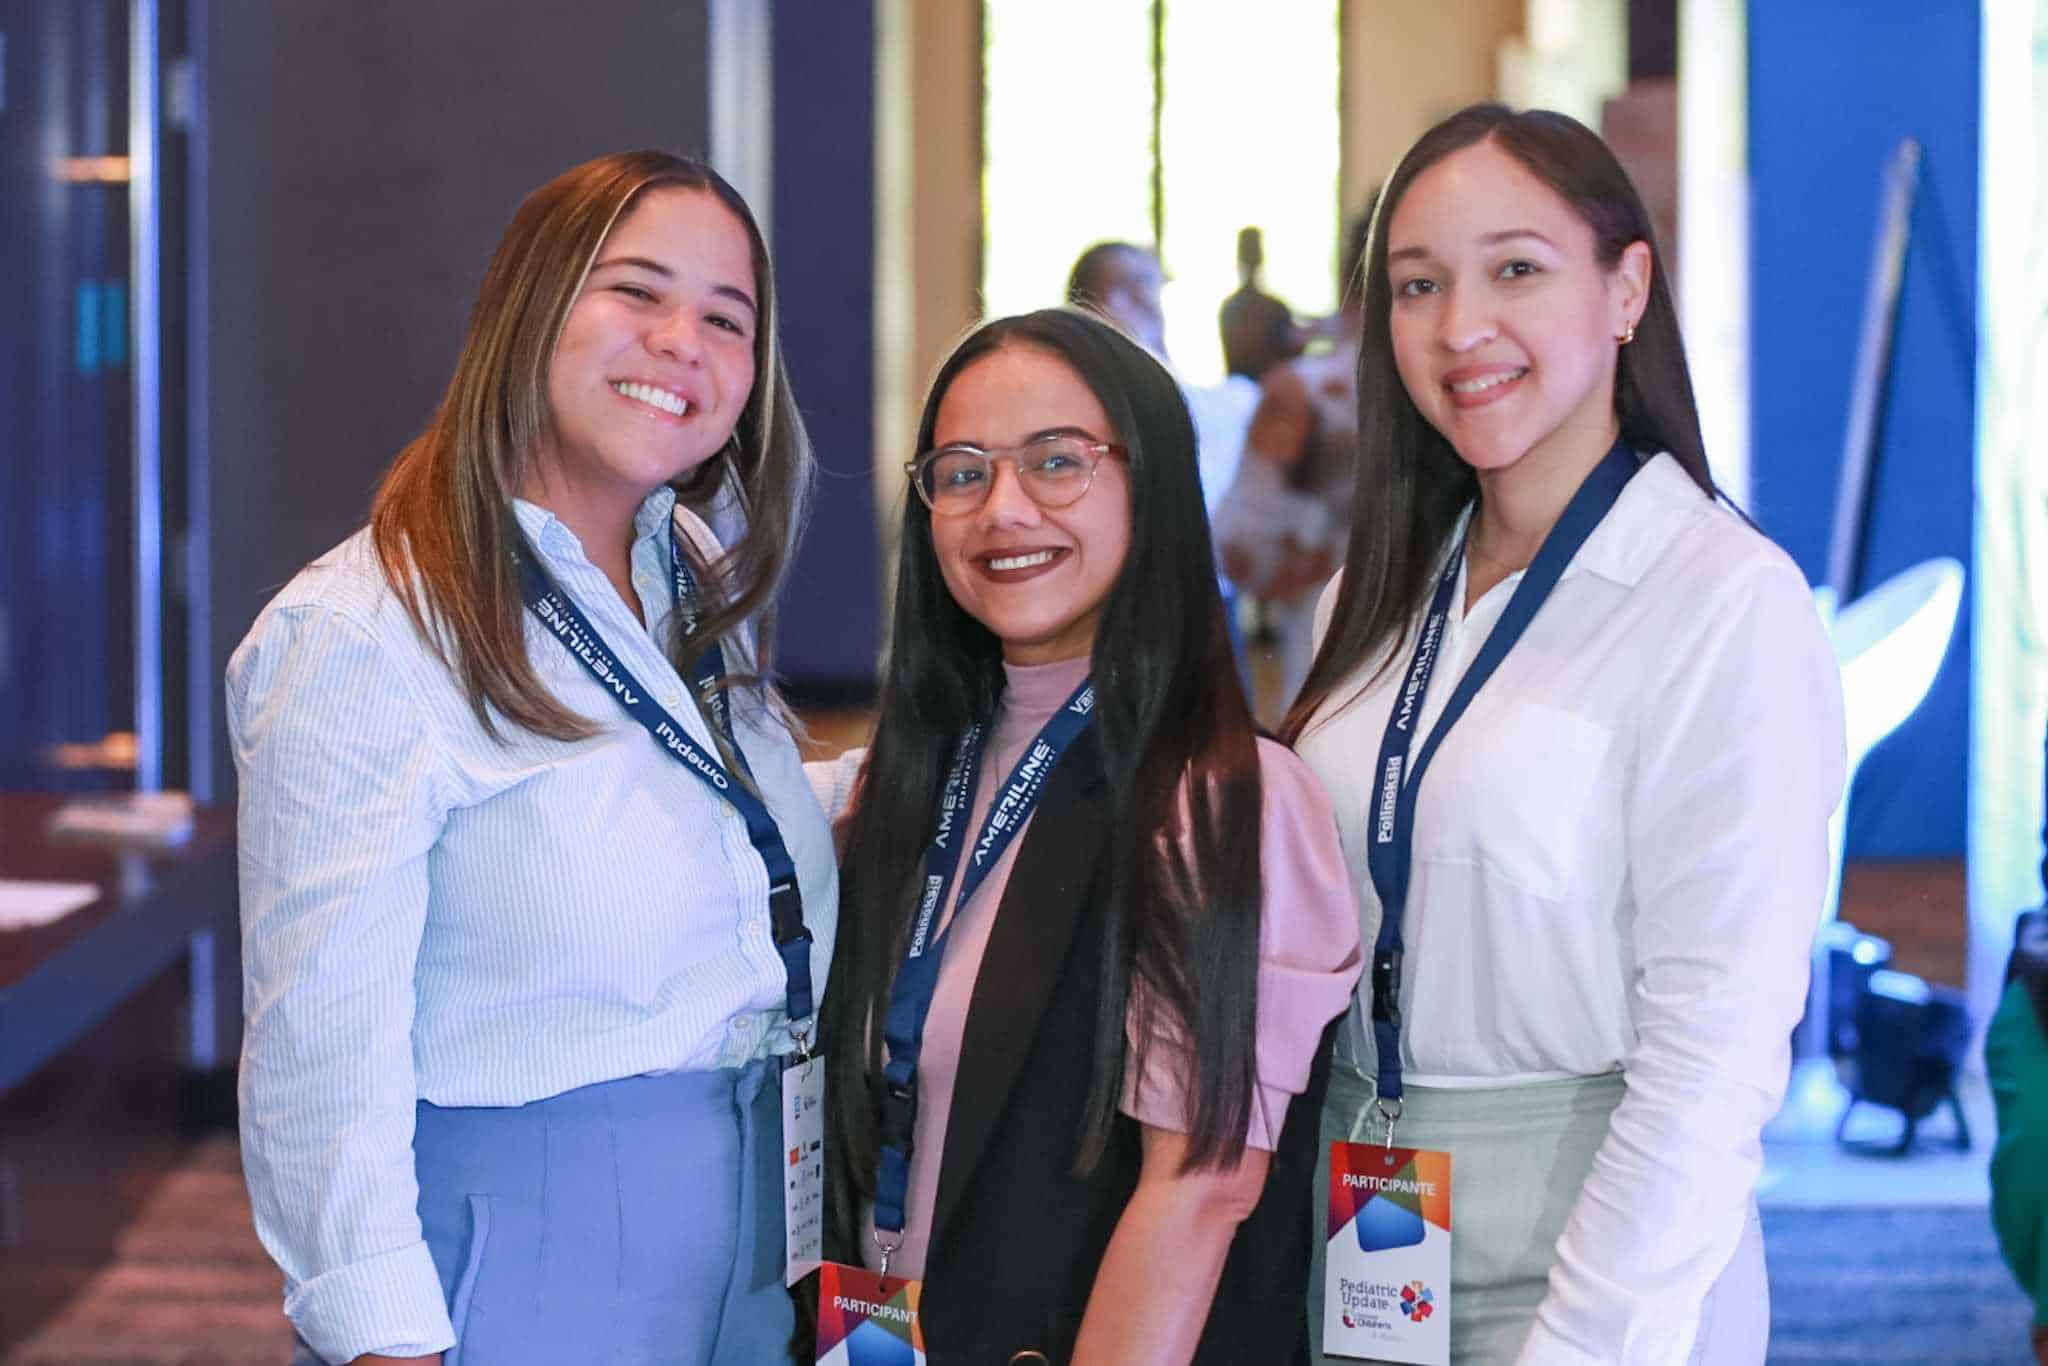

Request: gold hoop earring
left=1617, top=321, right=1637, bottom=346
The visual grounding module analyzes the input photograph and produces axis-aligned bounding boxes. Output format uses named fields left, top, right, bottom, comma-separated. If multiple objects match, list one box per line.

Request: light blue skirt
left=294, top=1058, right=790, bottom=1365
left=1309, top=1059, right=1767, bottom=1364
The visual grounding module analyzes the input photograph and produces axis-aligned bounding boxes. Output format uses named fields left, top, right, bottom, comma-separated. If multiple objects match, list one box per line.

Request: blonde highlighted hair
left=370, top=150, right=812, bottom=741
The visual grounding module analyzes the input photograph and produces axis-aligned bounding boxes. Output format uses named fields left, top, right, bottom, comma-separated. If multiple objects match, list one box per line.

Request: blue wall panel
left=771, top=1, right=881, bottom=696
left=1749, top=2, right=1980, bottom=857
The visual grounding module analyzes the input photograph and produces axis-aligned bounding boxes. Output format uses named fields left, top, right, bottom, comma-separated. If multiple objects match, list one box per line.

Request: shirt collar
left=511, top=485, right=681, bottom=566
left=1451, top=451, right=1711, bottom=595
left=1566, top=452, right=1711, bottom=588
left=633, top=484, right=681, bottom=542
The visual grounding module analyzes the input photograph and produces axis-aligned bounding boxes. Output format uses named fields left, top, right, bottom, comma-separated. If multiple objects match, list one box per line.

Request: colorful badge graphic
left=1329, top=1144, right=1452, bottom=1245
left=1324, top=1143, right=1452, bottom=1364
left=816, top=1261, right=925, bottom=1366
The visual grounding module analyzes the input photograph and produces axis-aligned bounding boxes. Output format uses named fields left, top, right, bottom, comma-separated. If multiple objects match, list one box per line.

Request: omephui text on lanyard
left=1363, top=441, right=1642, bottom=1141
left=515, top=530, right=815, bottom=1034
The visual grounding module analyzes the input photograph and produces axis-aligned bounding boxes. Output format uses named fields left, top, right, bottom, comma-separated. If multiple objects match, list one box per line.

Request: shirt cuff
left=286, top=1239, right=456, bottom=1363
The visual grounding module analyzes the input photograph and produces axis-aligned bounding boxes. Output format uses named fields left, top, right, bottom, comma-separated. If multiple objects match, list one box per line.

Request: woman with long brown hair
left=229, top=152, right=835, bottom=1365
left=1288, top=106, right=1845, bottom=1362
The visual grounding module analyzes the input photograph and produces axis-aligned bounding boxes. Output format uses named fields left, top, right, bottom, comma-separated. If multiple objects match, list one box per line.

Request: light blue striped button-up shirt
left=228, top=490, right=838, bottom=1362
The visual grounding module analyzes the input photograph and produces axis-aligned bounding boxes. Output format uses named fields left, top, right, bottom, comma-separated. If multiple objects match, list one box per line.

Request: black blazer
left=880, top=730, right=1333, bottom=1363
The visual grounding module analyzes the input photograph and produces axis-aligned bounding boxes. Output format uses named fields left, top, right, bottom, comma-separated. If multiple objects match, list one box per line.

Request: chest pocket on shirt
left=1415, top=699, right=1614, bottom=902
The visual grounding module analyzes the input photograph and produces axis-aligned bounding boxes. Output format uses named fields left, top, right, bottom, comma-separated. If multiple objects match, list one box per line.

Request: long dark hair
left=1282, top=104, right=1712, bottom=742
left=370, top=150, right=811, bottom=741
left=825, top=309, right=1266, bottom=1213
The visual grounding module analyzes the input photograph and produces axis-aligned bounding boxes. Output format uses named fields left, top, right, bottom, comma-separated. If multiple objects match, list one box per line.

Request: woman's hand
left=1069, top=1124, right=1271, bottom=1366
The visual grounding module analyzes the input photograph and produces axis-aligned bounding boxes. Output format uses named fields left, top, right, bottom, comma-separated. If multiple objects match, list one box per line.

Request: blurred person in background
left=1213, top=207, right=1373, bottom=718
left=1069, top=240, right=1262, bottom=671
left=1219, top=225, right=1308, bottom=381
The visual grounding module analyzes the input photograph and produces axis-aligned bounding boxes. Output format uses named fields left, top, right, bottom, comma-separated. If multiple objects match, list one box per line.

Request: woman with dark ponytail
left=818, top=307, right=1359, bottom=1362
left=1288, top=105, right=1845, bottom=1362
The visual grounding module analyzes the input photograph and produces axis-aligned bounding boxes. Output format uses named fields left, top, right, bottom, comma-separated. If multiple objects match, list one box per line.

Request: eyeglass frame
left=902, top=433, right=1128, bottom=515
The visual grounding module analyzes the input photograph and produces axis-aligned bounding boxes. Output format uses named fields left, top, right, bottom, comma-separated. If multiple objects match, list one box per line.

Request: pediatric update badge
left=815, top=1261, right=925, bottom=1365
left=1324, top=1142, right=1453, bottom=1364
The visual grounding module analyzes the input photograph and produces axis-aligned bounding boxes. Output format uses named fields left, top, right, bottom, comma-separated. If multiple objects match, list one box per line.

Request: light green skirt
left=1308, top=1059, right=1766, bottom=1364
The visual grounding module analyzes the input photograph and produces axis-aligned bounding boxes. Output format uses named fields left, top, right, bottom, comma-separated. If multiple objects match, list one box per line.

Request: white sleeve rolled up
left=230, top=599, right=457, bottom=1361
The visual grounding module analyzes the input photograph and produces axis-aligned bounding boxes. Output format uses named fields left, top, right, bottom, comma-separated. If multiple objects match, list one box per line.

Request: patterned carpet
left=4, top=1136, right=288, bottom=1365
left=1762, top=1204, right=2036, bottom=1365
left=6, top=1141, right=2039, bottom=1363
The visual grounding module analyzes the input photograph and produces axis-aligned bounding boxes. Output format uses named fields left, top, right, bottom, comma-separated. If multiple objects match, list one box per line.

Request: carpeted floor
left=4, top=1136, right=288, bottom=1365
left=1763, top=1204, right=2036, bottom=1364
left=7, top=1140, right=2040, bottom=1363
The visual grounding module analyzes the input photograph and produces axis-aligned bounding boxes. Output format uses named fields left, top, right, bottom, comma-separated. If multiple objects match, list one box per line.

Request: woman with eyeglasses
left=229, top=152, right=835, bottom=1365
left=813, top=308, right=1360, bottom=1362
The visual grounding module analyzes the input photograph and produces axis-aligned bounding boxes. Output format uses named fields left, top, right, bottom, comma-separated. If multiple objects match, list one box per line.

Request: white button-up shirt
left=228, top=489, right=837, bottom=1362
left=1296, top=454, right=1846, bottom=1363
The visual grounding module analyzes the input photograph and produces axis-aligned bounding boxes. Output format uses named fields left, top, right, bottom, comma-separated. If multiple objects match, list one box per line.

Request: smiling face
left=1384, top=138, right=1647, bottom=483
left=528, top=186, right=759, bottom=524
left=926, top=344, right=1133, bottom=665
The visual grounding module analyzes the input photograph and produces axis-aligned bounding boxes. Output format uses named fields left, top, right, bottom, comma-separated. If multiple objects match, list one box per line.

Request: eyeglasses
left=904, top=434, right=1125, bottom=515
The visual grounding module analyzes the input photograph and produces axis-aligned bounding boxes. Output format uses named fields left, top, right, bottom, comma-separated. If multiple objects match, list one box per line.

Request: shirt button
left=733, top=1016, right=753, bottom=1034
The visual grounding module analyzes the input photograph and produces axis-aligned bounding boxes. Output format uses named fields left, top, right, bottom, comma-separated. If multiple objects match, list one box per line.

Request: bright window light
left=982, top=0, right=1154, bottom=321
left=982, top=1, right=1341, bottom=384
left=1159, top=2, right=1342, bottom=382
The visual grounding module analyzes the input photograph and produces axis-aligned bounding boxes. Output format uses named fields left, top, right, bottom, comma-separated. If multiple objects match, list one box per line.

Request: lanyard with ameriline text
left=1364, top=440, right=1639, bottom=1141
left=870, top=678, right=1097, bottom=1271
left=515, top=531, right=815, bottom=1038
left=666, top=532, right=735, bottom=746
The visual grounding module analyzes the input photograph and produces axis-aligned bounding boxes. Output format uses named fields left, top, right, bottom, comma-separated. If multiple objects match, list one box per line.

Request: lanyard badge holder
left=1324, top=441, right=1640, bottom=1363
left=817, top=681, right=1096, bottom=1365
left=516, top=529, right=821, bottom=1284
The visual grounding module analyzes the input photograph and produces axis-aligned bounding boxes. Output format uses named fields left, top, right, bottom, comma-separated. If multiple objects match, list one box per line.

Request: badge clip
left=872, top=1229, right=902, bottom=1280
left=1376, top=1096, right=1403, bottom=1150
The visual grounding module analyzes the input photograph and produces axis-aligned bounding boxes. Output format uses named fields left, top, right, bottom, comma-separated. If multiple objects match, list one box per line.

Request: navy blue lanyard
left=666, top=534, right=733, bottom=746
left=1364, top=441, right=1640, bottom=1123
left=516, top=530, right=814, bottom=1032
left=872, top=680, right=1097, bottom=1243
